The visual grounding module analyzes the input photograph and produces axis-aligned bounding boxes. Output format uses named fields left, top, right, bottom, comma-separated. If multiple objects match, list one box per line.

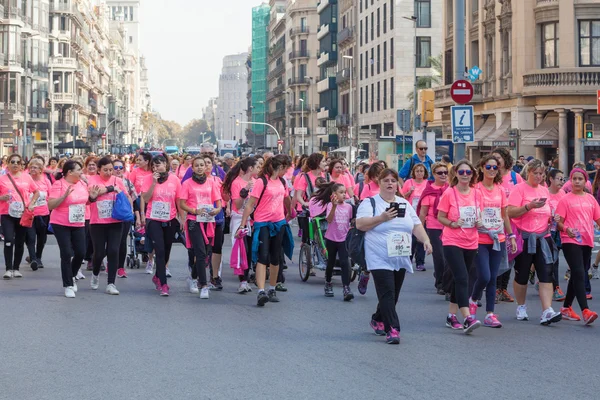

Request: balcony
left=50, top=1, right=74, bottom=13
left=4, top=5, right=21, bottom=19
left=288, top=77, right=310, bottom=87
left=522, top=68, right=600, bottom=96
left=289, top=50, right=310, bottom=61
left=317, top=77, right=336, bottom=93
left=317, top=24, right=330, bottom=40
left=336, top=114, right=351, bottom=128
left=536, top=0, right=558, bottom=6
left=269, top=39, right=286, bottom=60
left=317, top=51, right=337, bottom=66
left=53, top=93, right=76, bottom=105
left=287, top=104, right=317, bottom=113
left=49, top=57, right=77, bottom=69
left=336, top=68, right=353, bottom=85
left=317, top=108, right=330, bottom=120
left=317, top=0, right=330, bottom=14
left=338, top=27, right=354, bottom=46
left=433, top=82, right=483, bottom=108
left=290, top=26, right=310, bottom=37
left=268, top=109, right=286, bottom=120
left=267, top=63, right=285, bottom=81
left=266, top=83, right=285, bottom=101
left=54, top=122, right=72, bottom=132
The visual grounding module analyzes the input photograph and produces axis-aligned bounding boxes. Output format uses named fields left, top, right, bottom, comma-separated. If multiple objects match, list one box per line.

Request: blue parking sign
left=451, top=105, right=475, bottom=143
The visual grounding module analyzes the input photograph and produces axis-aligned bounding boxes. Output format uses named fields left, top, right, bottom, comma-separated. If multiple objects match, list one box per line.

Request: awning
left=521, top=114, right=558, bottom=147
left=483, top=118, right=512, bottom=147
left=472, top=115, right=496, bottom=146
left=55, top=140, right=91, bottom=149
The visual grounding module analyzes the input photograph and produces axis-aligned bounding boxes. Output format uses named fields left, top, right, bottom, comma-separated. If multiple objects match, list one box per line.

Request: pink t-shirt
left=49, top=179, right=89, bottom=227
left=437, top=187, right=479, bottom=250
left=331, top=172, right=353, bottom=188
left=359, top=182, right=380, bottom=200
left=325, top=202, right=352, bottom=242
left=508, top=182, right=551, bottom=235
left=401, top=179, right=428, bottom=209
left=230, top=176, right=255, bottom=214
left=556, top=192, right=600, bottom=247
left=180, top=177, right=222, bottom=221
left=293, top=171, right=322, bottom=211
left=87, top=175, right=128, bottom=224
left=31, top=175, right=52, bottom=217
left=177, top=165, right=188, bottom=180
left=143, top=174, right=182, bottom=222
left=420, top=194, right=444, bottom=230
left=129, top=168, right=152, bottom=195
left=547, top=189, right=566, bottom=215
left=0, top=172, right=37, bottom=216
left=476, top=182, right=507, bottom=244
left=500, top=171, right=523, bottom=199
left=251, top=176, right=287, bottom=223
left=308, top=197, right=327, bottom=218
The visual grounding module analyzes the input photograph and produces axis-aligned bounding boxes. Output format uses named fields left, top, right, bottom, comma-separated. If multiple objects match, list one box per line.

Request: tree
left=180, top=119, right=212, bottom=147
left=140, top=112, right=182, bottom=147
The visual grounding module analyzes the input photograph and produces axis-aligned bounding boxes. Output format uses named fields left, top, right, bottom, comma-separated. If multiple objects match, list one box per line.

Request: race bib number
left=196, top=204, right=215, bottom=223
left=411, top=197, right=420, bottom=210
left=97, top=200, right=113, bottom=219
left=481, top=207, right=502, bottom=230
left=150, top=201, right=171, bottom=221
left=459, top=206, right=478, bottom=228
left=387, top=232, right=412, bottom=257
left=33, top=191, right=47, bottom=207
left=69, top=204, right=85, bottom=224
left=8, top=201, right=24, bottom=218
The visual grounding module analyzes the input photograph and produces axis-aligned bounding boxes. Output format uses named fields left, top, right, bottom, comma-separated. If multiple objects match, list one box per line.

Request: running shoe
left=72, top=281, right=78, bottom=293
left=37, top=260, right=44, bottom=269
left=200, top=287, right=210, bottom=299
left=592, top=266, right=600, bottom=280
left=445, top=314, right=462, bottom=330
left=117, top=268, right=128, bottom=278
left=484, top=314, right=502, bottom=328
left=357, top=272, right=369, bottom=295
left=268, top=289, right=279, bottom=303
left=275, top=283, right=287, bottom=292
left=187, top=277, right=199, bottom=294
left=540, top=307, right=562, bottom=325
left=386, top=328, right=400, bottom=344
left=343, top=286, right=354, bottom=302
left=152, top=275, right=161, bottom=291
left=76, top=270, right=85, bottom=280
left=516, top=305, right=529, bottom=321
left=415, top=264, right=426, bottom=272
left=238, top=282, right=248, bottom=294
left=469, top=299, right=478, bottom=317
left=64, top=287, right=76, bottom=298
left=564, top=269, right=571, bottom=281
left=370, top=320, right=386, bottom=336
left=324, top=282, right=334, bottom=297
left=105, top=284, right=120, bottom=295
left=211, top=277, right=223, bottom=291
left=25, top=256, right=30, bottom=263
left=165, top=268, right=172, bottom=278
left=437, top=288, right=446, bottom=295
left=463, top=316, right=481, bottom=334
left=582, top=309, right=598, bottom=325
left=91, top=275, right=99, bottom=290
left=244, top=282, right=253, bottom=292
left=553, top=287, right=566, bottom=302
left=159, top=284, right=170, bottom=296
left=145, top=260, right=153, bottom=274
left=12, top=270, right=22, bottom=278
left=30, top=260, right=38, bottom=271
left=586, top=293, right=593, bottom=300
left=257, top=290, right=269, bottom=307
left=498, top=289, right=514, bottom=303
left=561, top=306, right=581, bottom=321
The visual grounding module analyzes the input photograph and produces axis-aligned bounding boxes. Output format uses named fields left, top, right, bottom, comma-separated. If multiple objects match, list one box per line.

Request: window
left=360, top=53, right=363, bottom=80
left=383, top=41, right=387, bottom=71
left=360, top=20, right=363, bottom=46
left=370, top=48, right=374, bottom=75
left=360, top=87, right=363, bottom=114
left=365, top=52, right=369, bottom=78
left=384, top=4, right=387, bottom=34
left=377, top=45, right=381, bottom=74
left=365, top=85, right=369, bottom=112
left=415, top=0, right=431, bottom=28
left=383, top=79, right=387, bottom=110
left=371, top=83, right=374, bottom=112
left=377, top=82, right=381, bottom=111
left=542, top=23, right=558, bottom=68
left=390, top=38, right=394, bottom=69
left=390, top=78, right=394, bottom=108
left=360, top=0, right=362, bottom=12
left=579, top=20, right=600, bottom=66
left=416, top=37, right=431, bottom=67
left=390, top=0, right=394, bottom=30
left=377, top=8, right=380, bottom=37
left=129, top=36, right=133, bottom=44
left=130, top=6, right=134, bottom=21
left=371, top=13, right=374, bottom=41
left=365, top=17, right=368, bottom=44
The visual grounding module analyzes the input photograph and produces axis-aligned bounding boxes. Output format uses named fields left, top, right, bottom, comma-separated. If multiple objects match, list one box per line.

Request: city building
left=250, top=3, right=270, bottom=149
left=265, top=0, right=286, bottom=150
left=202, top=97, right=218, bottom=133
left=317, top=0, right=338, bottom=152
left=434, top=0, right=600, bottom=172
left=216, top=53, right=249, bottom=141
left=357, top=0, right=443, bottom=160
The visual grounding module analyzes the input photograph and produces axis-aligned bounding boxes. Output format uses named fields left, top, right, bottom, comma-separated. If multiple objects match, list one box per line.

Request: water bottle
left=573, top=228, right=582, bottom=243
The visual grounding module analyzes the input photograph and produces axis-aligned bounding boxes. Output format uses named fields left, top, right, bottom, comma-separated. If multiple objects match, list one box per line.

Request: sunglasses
left=418, top=147, right=428, bottom=151
left=435, top=171, right=448, bottom=176
left=484, top=165, right=498, bottom=170
left=113, top=166, right=124, bottom=170
left=457, top=170, right=473, bottom=176
left=9, top=160, right=20, bottom=165
left=555, top=177, right=565, bottom=181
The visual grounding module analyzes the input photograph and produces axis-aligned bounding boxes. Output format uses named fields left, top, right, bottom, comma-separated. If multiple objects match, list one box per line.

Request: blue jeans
left=472, top=242, right=505, bottom=313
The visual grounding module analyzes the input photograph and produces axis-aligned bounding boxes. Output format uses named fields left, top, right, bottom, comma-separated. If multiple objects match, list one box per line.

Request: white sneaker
left=76, top=270, right=86, bottom=280
left=145, top=261, right=153, bottom=274
left=72, top=281, right=78, bottom=293
left=540, top=307, right=561, bottom=325
left=187, top=277, right=199, bottom=294
left=238, top=282, right=248, bottom=293
left=64, top=287, right=76, bottom=298
left=105, top=283, right=120, bottom=295
left=3, top=270, right=12, bottom=279
left=166, top=268, right=172, bottom=278
left=12, top=270, right=23, bottom=278
left=592, top=266, right=600, bottom=280
left=516, top=305, right=529, bottom=321
left=200, top=287, right=210, bottom=299
left=244, top=282, right=252, bottom=292
left=91, top=275, right=100, bottom=290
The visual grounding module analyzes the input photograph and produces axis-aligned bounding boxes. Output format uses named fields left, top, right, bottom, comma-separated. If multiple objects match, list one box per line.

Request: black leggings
left=257, top=225, right=285, bottom=266
left=427, top=228, right=447, bottom=290
left=188, top=220, right=210, bottom=286
left=84, top=220, right=93, bottom=261
left=90, top=223, right=122, bottom=285
left=562, top=243, right=591, bottom=311
left=212, top=223, right=224, bottom=254
left=371, top=269, right=406, bottom=333
left=297, top=216, right=310, bottom=244
left=1, top=215, right=27, bottom=271
left=26, top=215, right=49, bottom=262
left=513, top=237, right=553, bottom=286
left=53, top=224, right=85, bottom=287
left=325, top=239, right=350, bottom=286
left=443, top=245, right=477, bottom=309
left=118, top=221, right=132, bottom=269
left=146, top=219, right=176, bottom=285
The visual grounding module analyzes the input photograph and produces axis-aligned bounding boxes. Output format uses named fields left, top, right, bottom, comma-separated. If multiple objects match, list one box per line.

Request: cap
left=223, top=153, right=234, bottom=160
left=526, top=156, right=534, bottom=161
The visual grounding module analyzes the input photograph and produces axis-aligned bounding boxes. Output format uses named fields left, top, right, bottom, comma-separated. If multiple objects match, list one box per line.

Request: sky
left=140, top=0, right=254, bottom=126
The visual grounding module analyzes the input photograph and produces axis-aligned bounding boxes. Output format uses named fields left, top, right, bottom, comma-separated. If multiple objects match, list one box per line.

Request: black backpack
left=250, top=176, right=286, bottom=220
left=345, top=197, right=376, bottom=268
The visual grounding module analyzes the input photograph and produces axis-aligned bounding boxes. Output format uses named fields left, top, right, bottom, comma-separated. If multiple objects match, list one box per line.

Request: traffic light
left=585, top=123, right=594, bottom=139
left=419, top=89, right=435, bottom=123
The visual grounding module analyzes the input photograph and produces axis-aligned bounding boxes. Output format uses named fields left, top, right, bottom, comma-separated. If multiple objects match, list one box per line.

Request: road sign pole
left=454, top=0, right=466, bottom=161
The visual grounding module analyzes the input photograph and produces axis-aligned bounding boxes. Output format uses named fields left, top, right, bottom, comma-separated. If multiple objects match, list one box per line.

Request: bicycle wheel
left=298, top=243, right=311, bottom=282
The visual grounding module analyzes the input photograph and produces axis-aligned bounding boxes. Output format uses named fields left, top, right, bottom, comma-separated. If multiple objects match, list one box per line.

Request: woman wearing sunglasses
left=507, top=159, right=561, bottom=325
left=469, top=155, right=517, bottom=328
left=402, top=163, right=429, bottom=272
left=113, top=159, right=138, bottom=279
left=547, top=169, right=566, bottom=301
left=437, top=159, right=482, bottom=333
left=417, top=162, right=449, bottom=295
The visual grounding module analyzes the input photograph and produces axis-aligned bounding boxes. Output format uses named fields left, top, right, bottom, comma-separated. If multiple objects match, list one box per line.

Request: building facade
left=435, top=0, right=600, bottom=173
left=216, top=53, right=249, bottom=141
left=251, top=3, right=269, bottom=145
left=317, top=0, right=338, bottom=152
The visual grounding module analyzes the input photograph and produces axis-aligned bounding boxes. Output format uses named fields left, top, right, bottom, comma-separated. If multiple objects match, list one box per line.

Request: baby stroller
left=126, top=226, right=147, bottom=269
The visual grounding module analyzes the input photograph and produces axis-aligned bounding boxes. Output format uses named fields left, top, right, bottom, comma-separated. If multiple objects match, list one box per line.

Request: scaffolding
left=251, top=4, right=270, bottom=136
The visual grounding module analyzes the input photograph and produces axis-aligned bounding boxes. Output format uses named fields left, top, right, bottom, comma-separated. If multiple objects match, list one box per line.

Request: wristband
left=106, top=185, right=115, bottom=193
left=508, top=234, right=515, bottom=239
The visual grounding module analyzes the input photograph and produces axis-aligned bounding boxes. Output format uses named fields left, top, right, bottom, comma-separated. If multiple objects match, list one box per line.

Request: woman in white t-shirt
left=356, top=168, right=432, bottom=345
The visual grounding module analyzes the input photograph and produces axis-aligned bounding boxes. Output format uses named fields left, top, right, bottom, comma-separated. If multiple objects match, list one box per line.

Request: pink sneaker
left=370, top=319, right=385, bottom=336
left=386, top=328, right=400, bottom=344
left=117, top=268, right=127, bottom=278
left=160, top=284, right=170, bottom=296
left=469, top=299, right=478, bottom=317
left=152, top=275, right=161, bottom=290
left=483, top=313, right=503, bottom=328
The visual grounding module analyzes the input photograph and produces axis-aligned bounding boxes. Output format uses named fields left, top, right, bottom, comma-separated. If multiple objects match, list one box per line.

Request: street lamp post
left=299, top=98, right=305, bottom=154
left=236, top=119, right=281, bottom=154
left=342, top=55, right=354, bottom=166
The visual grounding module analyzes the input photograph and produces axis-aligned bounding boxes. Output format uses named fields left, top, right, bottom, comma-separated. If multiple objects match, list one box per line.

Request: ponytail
left=312, top=182, right=344, bottom=208
left=222, top=157, right=257, bottom=196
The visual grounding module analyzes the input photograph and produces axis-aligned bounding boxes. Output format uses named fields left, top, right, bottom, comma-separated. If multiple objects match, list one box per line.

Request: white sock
left=269, top=285, right=276, bottom=291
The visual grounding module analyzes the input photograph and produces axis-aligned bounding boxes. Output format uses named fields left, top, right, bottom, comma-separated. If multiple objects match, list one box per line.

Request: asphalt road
left=1, top=232, right=599, bottom=400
